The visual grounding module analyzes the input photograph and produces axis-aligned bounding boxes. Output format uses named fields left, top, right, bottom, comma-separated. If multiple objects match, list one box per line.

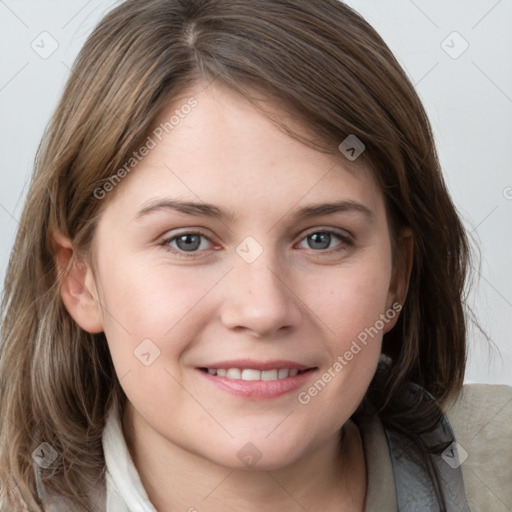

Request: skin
left=55, top=81, right=411, bottom=511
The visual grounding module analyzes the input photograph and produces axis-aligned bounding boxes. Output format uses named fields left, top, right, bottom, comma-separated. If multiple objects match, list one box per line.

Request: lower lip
left=196, top=368, right=317, bottom=399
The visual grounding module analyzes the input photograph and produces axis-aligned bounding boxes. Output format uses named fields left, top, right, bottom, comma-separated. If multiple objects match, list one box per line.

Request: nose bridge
left=239, top=252, right=284, bottom=299
left=219, top=239, right=301, bottom=336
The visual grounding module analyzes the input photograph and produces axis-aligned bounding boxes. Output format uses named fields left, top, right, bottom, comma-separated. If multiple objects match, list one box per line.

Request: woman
left=0, top=0, right=510, bottom=511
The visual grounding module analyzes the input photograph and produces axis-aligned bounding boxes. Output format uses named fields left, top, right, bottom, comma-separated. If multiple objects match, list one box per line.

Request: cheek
left=304, top=254, right=393, bottom=342
left=95, top=257, right=226, bottom=365
left=294, top=262, right=391, bottom=428
left=296, top=247, right=392, bottom=412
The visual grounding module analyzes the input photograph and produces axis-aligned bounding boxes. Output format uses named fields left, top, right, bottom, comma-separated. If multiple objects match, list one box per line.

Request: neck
left=122, top=405, right=367, bottom=512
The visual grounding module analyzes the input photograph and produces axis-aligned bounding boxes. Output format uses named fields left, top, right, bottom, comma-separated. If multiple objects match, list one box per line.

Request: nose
left=219, top=249, right=303, bottom=338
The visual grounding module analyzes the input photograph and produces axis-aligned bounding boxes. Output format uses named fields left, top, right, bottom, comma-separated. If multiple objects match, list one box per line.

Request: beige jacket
left=361, top=383, right=512, bottom=511
left=34, top=383, right=512, bottom=511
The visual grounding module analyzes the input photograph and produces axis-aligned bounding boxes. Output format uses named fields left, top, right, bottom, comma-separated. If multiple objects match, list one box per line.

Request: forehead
left=100, top=82, right=385, bottom=225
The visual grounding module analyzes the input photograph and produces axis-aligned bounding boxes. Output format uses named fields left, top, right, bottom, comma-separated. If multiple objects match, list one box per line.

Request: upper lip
left=198, top=359, right=315, bottom=371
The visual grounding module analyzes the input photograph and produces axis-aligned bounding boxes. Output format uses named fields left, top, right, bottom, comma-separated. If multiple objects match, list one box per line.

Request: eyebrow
left=136, top=199, right=236, bottom=221
left=135, top=198, right=375, bottom=223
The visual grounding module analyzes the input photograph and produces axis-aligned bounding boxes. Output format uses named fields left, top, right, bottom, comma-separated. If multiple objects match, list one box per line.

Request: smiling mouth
left=198, top=367, right=315, bottom=381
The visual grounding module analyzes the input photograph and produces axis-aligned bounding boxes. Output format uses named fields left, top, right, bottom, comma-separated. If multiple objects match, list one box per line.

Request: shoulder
left=444, top=383, right=512, bottom=440
left=443, top=383, right=512, bottom=512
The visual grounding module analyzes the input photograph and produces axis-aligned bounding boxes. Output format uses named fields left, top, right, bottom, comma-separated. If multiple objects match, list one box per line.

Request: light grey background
left=0, top=0, right=511, bottom=384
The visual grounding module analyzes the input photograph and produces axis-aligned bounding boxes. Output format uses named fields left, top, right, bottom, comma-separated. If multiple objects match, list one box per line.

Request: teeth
left=241, top=369, right=261, bottom=381
left=278, top=369, right=289, bottom=379
left=205, top=368, right=305, bottom=381
left=226, top=368, right=241, bottom=379
left=261, top=369, right=278, bottom=381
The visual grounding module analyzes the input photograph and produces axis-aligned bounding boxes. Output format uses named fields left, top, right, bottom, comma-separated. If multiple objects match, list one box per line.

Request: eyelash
left=159, top=228, right=353, bottom=258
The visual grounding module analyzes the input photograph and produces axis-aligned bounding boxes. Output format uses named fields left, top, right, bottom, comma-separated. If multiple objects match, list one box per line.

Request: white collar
left=103, top=403, right=157, bottom=512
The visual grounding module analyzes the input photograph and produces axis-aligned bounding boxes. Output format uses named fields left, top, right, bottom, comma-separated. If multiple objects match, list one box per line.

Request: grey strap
left=383, top=386, right=470, bottom=512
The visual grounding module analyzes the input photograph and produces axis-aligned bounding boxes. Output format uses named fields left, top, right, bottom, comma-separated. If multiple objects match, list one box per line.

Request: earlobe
left=52, top=232, right=104, bottom=334
left=384, top=229, right=414, bottom=332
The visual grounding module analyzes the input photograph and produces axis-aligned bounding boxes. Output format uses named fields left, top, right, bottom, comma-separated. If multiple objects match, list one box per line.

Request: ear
left=384, top=228, right=413, bottom=333
left=52, top=232, right=104, bottom=334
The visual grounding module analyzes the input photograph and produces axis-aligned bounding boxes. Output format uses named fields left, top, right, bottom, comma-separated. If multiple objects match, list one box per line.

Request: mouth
left=196, top=361, right=318, bottom=399
left=198, top=367, right=313, bottom=381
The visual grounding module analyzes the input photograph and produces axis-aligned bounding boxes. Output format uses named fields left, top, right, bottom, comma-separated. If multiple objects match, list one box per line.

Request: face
left=84, top=81, right=404, bottom=471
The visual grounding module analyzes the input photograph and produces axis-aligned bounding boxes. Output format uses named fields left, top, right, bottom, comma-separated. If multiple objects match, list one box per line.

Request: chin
left=202, top=435, right=311, bottom=473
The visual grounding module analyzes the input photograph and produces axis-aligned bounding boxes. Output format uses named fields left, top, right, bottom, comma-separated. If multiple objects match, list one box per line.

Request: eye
left=161, top=232, right=214, bottom=253
left=159, top=228, right=352, bottom=257
left=297, top=230, right=352, bottom=251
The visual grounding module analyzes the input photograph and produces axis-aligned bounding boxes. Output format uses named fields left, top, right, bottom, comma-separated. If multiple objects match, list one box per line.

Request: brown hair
left=0, top=0, right=471, bottom=510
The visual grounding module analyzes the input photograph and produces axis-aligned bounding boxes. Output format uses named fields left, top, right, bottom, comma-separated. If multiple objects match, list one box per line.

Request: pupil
left=309, top=232, right=330, bottom=250
left=177, top=234, right=200, bottom=251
